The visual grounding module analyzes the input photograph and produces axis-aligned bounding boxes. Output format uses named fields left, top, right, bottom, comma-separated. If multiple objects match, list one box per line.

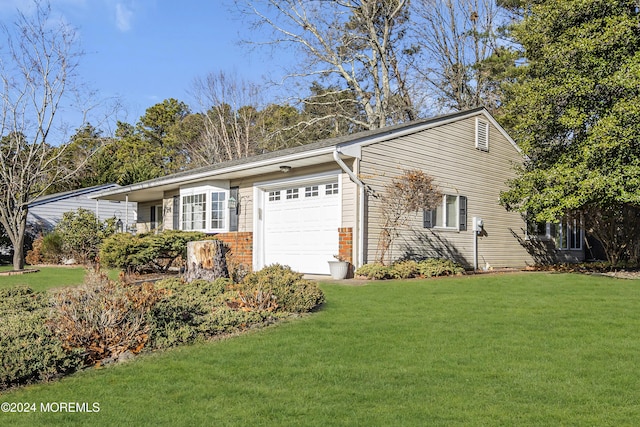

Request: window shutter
left=172, top=196, right=180, bottom=230
left=229, top=187, right=239, bottom=232
left=150, top=206, right=156, bottom=230
left=476, top=118, right=489, bottom=151
left=423, top=209, right=434, bottom=228
left=458, top=196, right=467, bottom=231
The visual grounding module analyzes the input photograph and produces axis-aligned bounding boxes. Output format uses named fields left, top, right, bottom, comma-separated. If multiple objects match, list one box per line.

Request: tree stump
left=183, top=240, right=229, bottom=282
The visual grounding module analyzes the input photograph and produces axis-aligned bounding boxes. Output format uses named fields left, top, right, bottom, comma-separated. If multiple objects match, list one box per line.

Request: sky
left=0, top=0, right=287, bottom=130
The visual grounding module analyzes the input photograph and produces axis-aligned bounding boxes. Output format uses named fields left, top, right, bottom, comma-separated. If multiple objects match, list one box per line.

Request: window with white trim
left=423, top=195, right=467, bottom=231
left=268, top=191, right=281, bottom=201
left=325, top=183, right=339, bottom=195
left=210, top=192, right=226, bottom=229
left=286, top=188, right=299, bottom=199
left=305, top=185, right=319, bottom=197
left=182, top=193, right=206, bottom=231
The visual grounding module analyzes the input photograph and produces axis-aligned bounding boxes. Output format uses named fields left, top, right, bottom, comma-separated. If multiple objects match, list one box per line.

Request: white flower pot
left=328, top=261, right=349, bottom=280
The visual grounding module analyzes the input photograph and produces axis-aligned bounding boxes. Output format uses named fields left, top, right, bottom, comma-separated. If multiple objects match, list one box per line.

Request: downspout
left=333, top=149, right=365, bottom=268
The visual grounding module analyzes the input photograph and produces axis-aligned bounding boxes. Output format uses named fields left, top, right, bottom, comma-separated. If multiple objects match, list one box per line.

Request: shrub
left=240, top=264, right=325, bottom=313
left=100, top=230, right=206, bottom=273
left=55, top=209, right=116, bottom=264
left=41, top=232, right=65, bottom=263
left=391, top=260, right=420, bottom=279
left=0, top=287, right=83, bottom=391
left=26, top=235, right=43, bottom=265
left=356, top=259, right=464, bottom=280
left=355, top=263, right=394, bottom=280
left=148, top=277, right=283, bottom=348
left=418, top=258, right=465, bottom=277
left=48, top=271, right=165, bottom=365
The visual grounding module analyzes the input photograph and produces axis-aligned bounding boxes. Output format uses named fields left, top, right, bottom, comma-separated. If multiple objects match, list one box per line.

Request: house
left=91, top=108, right=584, bottom=275
left=28, top=183, right=137, bottom=233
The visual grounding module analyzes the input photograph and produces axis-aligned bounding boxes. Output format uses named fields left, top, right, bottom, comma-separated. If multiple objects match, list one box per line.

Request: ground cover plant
left=0, top=264, right=324, bottom=392
left=355, top=257, right=465, bottom=279
left=2, top=272, right=639, bottom=426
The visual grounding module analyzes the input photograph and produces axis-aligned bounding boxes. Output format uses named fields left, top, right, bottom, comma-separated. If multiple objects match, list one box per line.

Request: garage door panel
left=263, top=180, right=339, bottom=275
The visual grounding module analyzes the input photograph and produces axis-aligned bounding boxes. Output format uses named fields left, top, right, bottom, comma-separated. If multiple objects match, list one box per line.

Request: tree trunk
left=7, top=214, right=27, bottom=271
left=183, top=240, right=229, bottom=282
left=11, top=229, right=25, bottom=270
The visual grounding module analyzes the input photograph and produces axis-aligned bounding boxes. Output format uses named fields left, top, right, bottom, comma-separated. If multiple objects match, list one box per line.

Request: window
left=210, top=191, right=226, bottom=229
left=326, top=183, right=339, bottom=195
left=182, top=193, right=206, bottom=230
left=476, top=118, right=489, bottom=151
left=527, top=219, right=549, bottom=239
left=150, top=205, right=163, bottom=231
left=286, top=188, right=299, bottom=199
left=526, top=216, right=583, bottom=250
left=556, top=218, right=583, bottom=250
left=269, top=191, right=281, bottom=201
left=305, top=185, right=319, bottom=197
left=424, top=195, right=467, bottom=231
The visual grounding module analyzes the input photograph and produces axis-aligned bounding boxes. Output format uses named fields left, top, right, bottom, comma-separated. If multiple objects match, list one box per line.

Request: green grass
left=2, top=273, right=640, bottom=426
left=0, top=266, right=87, bottom=291
left=0, top=266, right=121, bottom=291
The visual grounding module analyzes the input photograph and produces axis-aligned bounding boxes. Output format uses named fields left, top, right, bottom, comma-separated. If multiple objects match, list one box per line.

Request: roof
left=92, top=107, right=519, bottom=202
left=29, top=183, right=122, bottom=207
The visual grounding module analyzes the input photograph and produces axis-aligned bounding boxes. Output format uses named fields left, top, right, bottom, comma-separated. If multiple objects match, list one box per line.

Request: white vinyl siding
left=361, top=113, right=539, bottom=268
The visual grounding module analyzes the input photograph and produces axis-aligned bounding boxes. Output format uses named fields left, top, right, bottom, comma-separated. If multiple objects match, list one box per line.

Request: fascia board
left=90, top=146, right=337, bottom=199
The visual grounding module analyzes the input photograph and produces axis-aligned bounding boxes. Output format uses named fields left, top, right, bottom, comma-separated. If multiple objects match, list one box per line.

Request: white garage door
left=263, top=180, right=340, bottom=274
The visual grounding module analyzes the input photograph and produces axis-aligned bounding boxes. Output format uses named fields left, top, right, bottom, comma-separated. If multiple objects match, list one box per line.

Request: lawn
left=0, top=266, right=122, bottom=291
left=0, top=266, right=87, bottom=291
left=2, top=272, right=640, bottom=426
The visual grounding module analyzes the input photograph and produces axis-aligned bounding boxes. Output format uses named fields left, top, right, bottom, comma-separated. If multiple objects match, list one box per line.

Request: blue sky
left=0, top=0, right=285, bottom=128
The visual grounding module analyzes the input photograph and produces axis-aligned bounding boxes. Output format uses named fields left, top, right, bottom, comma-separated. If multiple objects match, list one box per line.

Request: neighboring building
left=92, top=108, right=584, bottom=275
left=28, top=184, right=137, bottom=232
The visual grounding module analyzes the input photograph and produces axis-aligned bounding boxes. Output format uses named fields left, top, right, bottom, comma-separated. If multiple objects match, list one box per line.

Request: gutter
left=91, top=146, right=338, bottom=199
left=333, top=149, right=365, bottom=269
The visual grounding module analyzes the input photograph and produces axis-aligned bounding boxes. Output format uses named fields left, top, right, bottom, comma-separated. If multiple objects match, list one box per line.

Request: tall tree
left=46, top=124, right=112, bottom=193
left=239, top=0, right=416, bottom=129
left=411, top=0, right=505, bottom=113
left=0, top=1, right=84, bottom=270
left=498, top=0, right=640, bottom=264
left=191, top=71, right=262, bottom=164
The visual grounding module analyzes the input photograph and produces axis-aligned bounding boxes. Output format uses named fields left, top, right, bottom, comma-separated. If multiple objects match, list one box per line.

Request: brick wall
left=215, top=232, right=253, bottom=271
left=338, top=226, right=354, bottom=264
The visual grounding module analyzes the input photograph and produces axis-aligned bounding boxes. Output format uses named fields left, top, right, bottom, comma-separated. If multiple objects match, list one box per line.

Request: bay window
left=182, top=193, right=206, bottom=231
left=180, top=182, right=229, bottom=232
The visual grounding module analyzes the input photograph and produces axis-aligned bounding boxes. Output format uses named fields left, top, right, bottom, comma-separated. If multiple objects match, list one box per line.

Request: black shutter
left=458, top=196, right=467, bottom=231
left=173, top=196, right=180, bottom=230
left=150, top=206, right=156, bottom=230
left=229, top=187, right=239, bottom=232
left=423, top=209, right=434, bottom=228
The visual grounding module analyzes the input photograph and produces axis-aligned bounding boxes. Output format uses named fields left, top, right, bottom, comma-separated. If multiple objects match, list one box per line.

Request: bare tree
left=190, top=71, right=263, bottom=165
left=412, top=0, right=504, bottom=112
left=238, top=0, right=416, bottom=130
left=376, top=170, right=442, bottom=264
left=0, top=1, right=83, bottom=270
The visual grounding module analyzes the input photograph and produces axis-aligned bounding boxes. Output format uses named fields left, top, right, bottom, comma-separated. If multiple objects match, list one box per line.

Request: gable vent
left=475, top=118, right=489, bottom=152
